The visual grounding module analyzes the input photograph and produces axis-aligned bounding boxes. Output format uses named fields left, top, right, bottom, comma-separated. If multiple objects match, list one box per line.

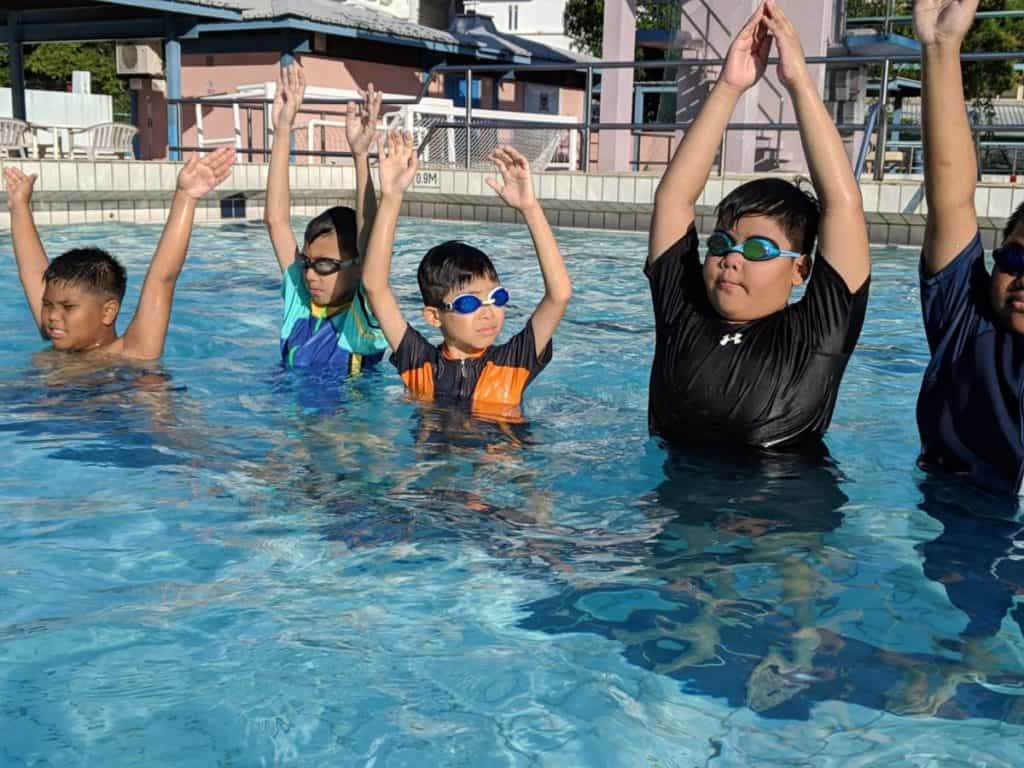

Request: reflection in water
left=917, top=476, right=1024, bottom=641
left=519, top=448, right=1024, bottom=721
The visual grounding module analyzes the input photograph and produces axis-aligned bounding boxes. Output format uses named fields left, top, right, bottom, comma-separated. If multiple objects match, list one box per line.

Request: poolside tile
left=587, top=175, right=603, bottom=202
left=636, top=176, right=655, bottom=204
left=144, top=163, right=161, bottom=192
left=636, top=213, right=652, bottom=232
left=557, top=210, right=572, bottom=227
left=570, top=174, right=587, bottom=202
left=33, top=207, right=51, bottom=226
left=50, top=204, right=70, bottom=225
left=908, top=225, right=926, bottom=247
left=859, top=182, right=879, bottom=212
left=85, top=202, right=102, bottom=224
left=868, top=222, right=889, bottom=244
left=618, top=176, right=636, bottom=205
left=40, top=162, right=60, bottom=191
left=602, top=176, right=618, bottom=202
left=573, top=211, right=588, bottom=228
left=58, top=162, right=77, bottom=191
left=161, top=163, right=177, bottom=190
left=555, top=174, right=571, bottom=200
left=453, top=172, right=468, bottom=195
left=128, top=162, right=146, bottom=192
left=111, top=163, right=129, bottom=191
left=468, top=172, right=484, bottom=197
left=888, top=224, right=909, bottom=245
left=539, top=173, right=555, bottom=200
left=501, top=206, right=516, bottom=224
left=0, top=211, right=9, bottom=231
left=988, top=186, right=1013, bottom=220
left=94, top=163, right=113, bottom=192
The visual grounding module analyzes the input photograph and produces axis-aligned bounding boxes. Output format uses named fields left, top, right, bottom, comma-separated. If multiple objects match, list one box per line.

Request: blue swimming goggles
left=442, top=286, right=510, bottom=314
left=706, top=230, right=802, bottom=261
left=993, top=243, right=1024, bottom=273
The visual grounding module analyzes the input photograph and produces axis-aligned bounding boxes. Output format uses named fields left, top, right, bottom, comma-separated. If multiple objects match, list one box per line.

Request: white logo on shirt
left=719, top=333, right=743, bottom=346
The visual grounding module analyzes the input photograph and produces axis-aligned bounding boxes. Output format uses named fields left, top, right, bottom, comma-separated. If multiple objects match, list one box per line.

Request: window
left=444, top=76, right=483, bottom=108
left=538, top=93, right=550, bottom=113
left=508, top=4, right=519, bottom=30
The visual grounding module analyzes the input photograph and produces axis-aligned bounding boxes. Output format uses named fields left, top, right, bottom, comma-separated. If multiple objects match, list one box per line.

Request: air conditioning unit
left=116, top=41, right=163, bottom=77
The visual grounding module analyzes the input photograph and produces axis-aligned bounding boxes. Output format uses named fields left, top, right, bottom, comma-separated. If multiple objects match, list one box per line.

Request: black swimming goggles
left=442, top=286, right=510, bottom=314
left=994, top=243, right=1024, bottom=273
left=299, top=254, right=360, bottom=276
left=706, top=231, right=802, bottom=262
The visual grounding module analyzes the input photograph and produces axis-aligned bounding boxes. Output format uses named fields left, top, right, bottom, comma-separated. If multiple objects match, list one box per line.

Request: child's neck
left=441, top=338, right=488, bottom=360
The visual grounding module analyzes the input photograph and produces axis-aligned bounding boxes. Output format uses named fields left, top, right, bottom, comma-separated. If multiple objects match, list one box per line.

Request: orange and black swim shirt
left=390, top=319, right=552, bottom=419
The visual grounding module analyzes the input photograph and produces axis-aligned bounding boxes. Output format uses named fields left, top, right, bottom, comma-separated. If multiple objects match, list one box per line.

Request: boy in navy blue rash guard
left=263, top=61, right=388, bottom=375
left=913, top=0, right=1024, bottom=495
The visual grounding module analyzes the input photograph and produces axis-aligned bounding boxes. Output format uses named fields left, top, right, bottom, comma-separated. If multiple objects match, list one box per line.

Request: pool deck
left=0, top=159, right=1018, bottom=249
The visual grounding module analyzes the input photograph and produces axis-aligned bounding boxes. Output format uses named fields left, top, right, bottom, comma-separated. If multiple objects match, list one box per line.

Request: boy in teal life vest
left=4, top=147, right=235, bottom=360
left=263, top=62, right=388, bottom=375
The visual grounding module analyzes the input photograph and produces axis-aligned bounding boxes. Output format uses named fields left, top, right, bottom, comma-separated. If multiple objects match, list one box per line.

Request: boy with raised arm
left=913, top=0, right=1024, bottom=494
left=647, top=0, right=870, bottom=449
left=362, top=132, right=572, bottom=420
left=4, top=147, right=234, bottom=360
left=264, top=62, right=388, bottom=373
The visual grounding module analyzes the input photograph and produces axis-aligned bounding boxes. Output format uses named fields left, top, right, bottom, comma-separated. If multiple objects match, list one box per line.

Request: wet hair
left=43, top=247, right=127, bottom=301
left=1003, top=201, right=1024, bottom=242
left=417, top=241, right=499, bottom=307
left=303, top=206, right=358, bottom=260
left=715, top=177, right=820, bottom=256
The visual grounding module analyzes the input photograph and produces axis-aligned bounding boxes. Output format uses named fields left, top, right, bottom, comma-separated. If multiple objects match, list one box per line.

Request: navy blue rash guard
left=917, top=232, right=1024, bottom=495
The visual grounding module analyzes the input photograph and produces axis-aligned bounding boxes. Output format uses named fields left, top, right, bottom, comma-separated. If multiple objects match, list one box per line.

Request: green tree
left=0, top=42, right=129, bottom=117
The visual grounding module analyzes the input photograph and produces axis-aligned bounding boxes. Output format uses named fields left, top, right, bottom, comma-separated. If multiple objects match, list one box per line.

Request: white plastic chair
left=69, top=122, right=138, bottom=160
left=0, top=117, right=31, bottom=158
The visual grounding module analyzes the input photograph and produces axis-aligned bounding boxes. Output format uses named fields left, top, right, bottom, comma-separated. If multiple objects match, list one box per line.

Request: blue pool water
left=1, top=218, right=1023, bottom=766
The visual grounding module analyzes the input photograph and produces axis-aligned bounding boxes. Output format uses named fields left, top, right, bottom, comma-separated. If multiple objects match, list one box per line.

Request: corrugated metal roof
left=901, top=98, right=1024, bottom=127
left=242, top=0, right=459, bottom=45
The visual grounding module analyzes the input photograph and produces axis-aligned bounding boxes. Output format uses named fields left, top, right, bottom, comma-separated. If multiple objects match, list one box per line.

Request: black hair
left=417, top=241, right=499, bottom=307
left=715, top=177, right=820, bottom=256
left=303, top=206, right=358, bottom=260
left=1003, top=200, right=1024, bottom=242
left=43, top=247, right=127, bottom=301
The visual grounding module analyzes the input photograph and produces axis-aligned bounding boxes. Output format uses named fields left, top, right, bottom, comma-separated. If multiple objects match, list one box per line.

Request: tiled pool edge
left=0, top=159, right=1015, bottom=249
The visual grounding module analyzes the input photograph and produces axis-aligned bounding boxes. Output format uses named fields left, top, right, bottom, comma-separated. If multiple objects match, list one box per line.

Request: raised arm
left=346, top=84, right=382, bottom=261
left=264, top=62, right=306, bottom=272
left=487, top=146, right=571, bottom=356
left=361, top=130, right=418, bottom=352
left=765, top=0, right=869, bottom=291
left=914, top=0, right=980, bottom=275
left=4, top=168, right=48, bottom=336
left=649, top=1, right=771, bottom=264
left=121, top=147, right=235, bottom=360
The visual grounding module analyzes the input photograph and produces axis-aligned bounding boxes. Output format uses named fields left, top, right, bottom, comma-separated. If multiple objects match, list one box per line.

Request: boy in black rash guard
left=647, top=0, right=870, bottom=449
left=913, top=0, right=1024, bottom=495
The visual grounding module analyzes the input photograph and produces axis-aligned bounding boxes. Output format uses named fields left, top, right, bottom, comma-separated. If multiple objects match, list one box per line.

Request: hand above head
left=346, top=83, right=382, bottom=157
left=486, top=146, right=537, bottom=212
left=272, top=62, right=306, bottom=128
left=177, top=146, right=236, bottom=200
left=763, top=0, right=811, bottom=91
left=720, top=1, right=772, bottom=93
left=378, top=130, right=418, bottom=197
left=914, top=0, right=980, bottom=48
left=3, top=167, right=37, bottom=211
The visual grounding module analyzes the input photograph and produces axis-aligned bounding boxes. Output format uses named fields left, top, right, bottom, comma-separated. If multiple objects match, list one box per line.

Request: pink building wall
left=144, top=51, right=581, bottom=163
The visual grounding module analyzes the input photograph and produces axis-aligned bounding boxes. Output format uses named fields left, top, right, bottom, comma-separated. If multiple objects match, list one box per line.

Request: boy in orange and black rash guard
left=362, top=131, right=572, bottom=420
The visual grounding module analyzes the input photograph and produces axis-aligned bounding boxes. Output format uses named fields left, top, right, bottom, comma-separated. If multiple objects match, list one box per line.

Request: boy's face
left=702, top=214, right=809, bottom=323
left=41, top=280, right=119, bottom=351
left=991, top=226, right=1024, bottom=335
left=303, top=232, right=361, bottom=306
left=423, top=275, right=505, bottom=357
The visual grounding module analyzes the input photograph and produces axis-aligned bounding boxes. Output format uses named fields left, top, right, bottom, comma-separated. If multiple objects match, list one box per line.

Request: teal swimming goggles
left=442, top=286, right=510, bottom=314
left=706, top=230, right=802, bottom=261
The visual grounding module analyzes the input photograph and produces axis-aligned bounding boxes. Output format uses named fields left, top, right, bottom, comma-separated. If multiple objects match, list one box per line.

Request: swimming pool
left=1, top=218, right=1022, bottom=766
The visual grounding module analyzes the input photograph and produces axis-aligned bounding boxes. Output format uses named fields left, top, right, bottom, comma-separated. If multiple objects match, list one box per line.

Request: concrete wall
left=3, top=159, right=1017, bottom=251
left=463, top=1, right=575, bottom=52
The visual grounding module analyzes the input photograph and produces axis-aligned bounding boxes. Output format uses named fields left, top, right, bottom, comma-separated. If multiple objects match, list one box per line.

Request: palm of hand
left=347, top=118, right=373, bottom=154
left=914, top=0, right=976, bottom=45
left=380, top=155, right=414, bottom=195
left=179, top=164, right=216, bottom=199
left=722, top=40, right=764, bottom=90
left=500, top=171, right=532, bottom=208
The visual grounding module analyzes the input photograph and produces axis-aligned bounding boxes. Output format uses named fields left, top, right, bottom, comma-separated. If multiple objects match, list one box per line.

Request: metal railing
left=166, top=49, right=1024, bottom=179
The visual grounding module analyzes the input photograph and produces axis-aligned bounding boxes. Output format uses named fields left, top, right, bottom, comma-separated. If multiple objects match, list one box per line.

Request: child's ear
left=102, top=299, right=121, bottom=326
left=422, top=305, right=442, bottom=328
left=791, top=254, right=810, bottom=286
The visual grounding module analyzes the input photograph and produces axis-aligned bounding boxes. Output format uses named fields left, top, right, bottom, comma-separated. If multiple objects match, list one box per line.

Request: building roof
left=900, top=98, right=1024, bottom=128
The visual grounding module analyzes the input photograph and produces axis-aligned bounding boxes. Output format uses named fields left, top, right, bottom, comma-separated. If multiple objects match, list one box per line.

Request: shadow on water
left=517, top=447, right=1024, bottom=722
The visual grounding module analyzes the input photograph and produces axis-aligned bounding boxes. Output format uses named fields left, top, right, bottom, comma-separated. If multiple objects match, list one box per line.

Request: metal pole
left=582, top=66, right=593, bottom=173
left=465, top=68, right=473, bottom=169
left=7, top=13, right=26, bottom=122
left=719, top=129, right=727, bottom=177
left=165, top=36, right=182, bottom=161
left=873, top=0, right=895, bottom=181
